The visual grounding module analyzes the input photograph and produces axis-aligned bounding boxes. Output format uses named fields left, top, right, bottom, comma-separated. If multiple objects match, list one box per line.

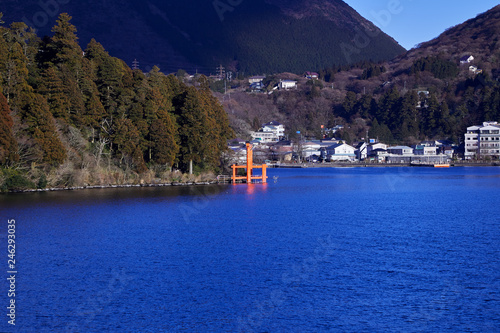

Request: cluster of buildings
left=460, top=54, right=483, bottom=75
left=230, top=121, right=463, bottom=164
left=248, top=71, right=319, bottom=93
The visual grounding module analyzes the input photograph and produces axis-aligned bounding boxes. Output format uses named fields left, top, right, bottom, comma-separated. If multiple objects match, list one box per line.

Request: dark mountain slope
left=389, top=5, right=500, bottom=74
left=1, top=0, right=405, bottom=74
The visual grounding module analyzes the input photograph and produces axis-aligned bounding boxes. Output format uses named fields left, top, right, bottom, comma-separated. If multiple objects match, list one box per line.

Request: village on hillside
left=227, top=120, right=500, bottom=166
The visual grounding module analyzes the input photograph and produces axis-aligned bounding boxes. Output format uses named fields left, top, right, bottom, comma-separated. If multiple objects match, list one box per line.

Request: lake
left=1, top=167, right=499, bottom=332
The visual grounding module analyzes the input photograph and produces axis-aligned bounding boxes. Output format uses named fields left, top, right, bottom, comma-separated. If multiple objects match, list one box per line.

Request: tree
left=20, top=93, right=67, bottom=166
left=46, top=13, right=82, bottom=70
left=377, top=87, right=400, bottom=126
left=149, top=119, right=178, bottom=167
left=1, top=42, right=30, bottom=108
left=38, top=66, right=71, bottom=120
left=341, top=91, right=357, bottom=119
left=0, top=92, right=18, bottom=164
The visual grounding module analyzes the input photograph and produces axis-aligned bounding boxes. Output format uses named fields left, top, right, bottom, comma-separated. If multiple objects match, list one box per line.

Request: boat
left=433, top=163, right=450, bottom=168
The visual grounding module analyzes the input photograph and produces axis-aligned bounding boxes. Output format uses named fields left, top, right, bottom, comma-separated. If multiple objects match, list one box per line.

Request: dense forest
left=1, top=0, right=405, bottom=75
left=223, top=61, right=500, bottom=146
left=223, top=5, right=500, bottom=145
left=0, top=13, right=233, bottom=192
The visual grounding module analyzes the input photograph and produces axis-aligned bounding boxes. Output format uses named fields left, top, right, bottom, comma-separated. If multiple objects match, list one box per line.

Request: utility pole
left=217, top=64, right=225, bottom=81
left=132, top=59, right=139, bottom=70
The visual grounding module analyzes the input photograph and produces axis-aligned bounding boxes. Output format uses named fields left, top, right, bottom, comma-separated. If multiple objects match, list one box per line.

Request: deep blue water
left=1, top=167, right=499, bottom=332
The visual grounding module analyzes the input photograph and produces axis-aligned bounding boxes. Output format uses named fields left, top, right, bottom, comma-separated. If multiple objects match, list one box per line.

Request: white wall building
left=465, top=122, right=500, bottom=159
left=413, top=145, right=437, bottom=155
left=326, top=143, right=356, bottom=161
left=302, top=141, right=322, bottom=158
left=356, top=142, right=368, bottom=160
left=251, top=121, right=285, bottom=143
left=387, top=146, right=413, bottom=155
left=248, top=76, right=265, bottom=84
left=460, top=55, right=474, bottom=64
left=279, top=80, right=297, bottom=90
left=251, top=131, right=280, bottom=143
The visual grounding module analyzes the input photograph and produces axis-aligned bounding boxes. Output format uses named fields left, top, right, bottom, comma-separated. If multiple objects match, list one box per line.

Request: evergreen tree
left=341, top=91, right=357, bottom=120
left=38, top=66, right=71, bottom=120
left=20, top=93, right=67, bottom=166
left=1, top=42, right=30, bottom=108
left=46, top=13, right=82, bottom=70
left=0, top=92, right=18, bottom=164
left=174, top=86, right=209, bottom=173
left=377, top=87, right=400, bottom=128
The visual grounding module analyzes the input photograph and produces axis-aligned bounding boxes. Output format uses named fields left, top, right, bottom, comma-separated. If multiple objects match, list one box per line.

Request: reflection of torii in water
left=231, top=143, right=268, bottom=184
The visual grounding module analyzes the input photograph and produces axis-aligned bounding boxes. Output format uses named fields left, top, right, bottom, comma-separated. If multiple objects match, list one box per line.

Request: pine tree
left=20, top=93, right=67, bottom=166
left=174, top=86, right=209, bottom=173
left=341, top=91, right=357, bottom=119
left=0, top=92, right=18, bottom=164
left=149, top=119, right=178, bottom=167
left=47, top=13, right=82, bottom=70
left=1, top=42, right=30, bottom=108
left=38, top=66, right=71, bottom=120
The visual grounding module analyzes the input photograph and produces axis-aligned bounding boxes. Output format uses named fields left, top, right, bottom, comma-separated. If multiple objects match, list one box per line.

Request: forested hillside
left=1, top=0, right=405, bottom=74
left=0, top=13, right=233, bottom=192
left=223, top=6, right=500, bottom=145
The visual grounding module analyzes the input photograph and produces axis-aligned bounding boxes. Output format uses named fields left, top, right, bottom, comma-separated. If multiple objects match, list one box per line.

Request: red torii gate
left=231, top=143, right=267, bottom=184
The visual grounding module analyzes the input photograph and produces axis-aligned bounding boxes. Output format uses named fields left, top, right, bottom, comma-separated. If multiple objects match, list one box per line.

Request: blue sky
left=343, top=0, right=499, bottom=50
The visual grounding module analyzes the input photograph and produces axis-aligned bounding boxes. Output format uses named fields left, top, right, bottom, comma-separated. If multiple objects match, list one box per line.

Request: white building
left=251, top=131, right=280, bottom=143
left=465, top=122, right=500, bottom=159
left=279, top=80, right=297, bottom=90
left=460, top=55, right=474, bottom=64
left=302, top=141, right=322, bottom=158
left=387, top=146, right=413, bottom=155
left=248, top=76, right=265, bottom=84
left=261, top=121, right=285, bottom=138
left=326, top=143, right=356, bottom=161
left=251, top=121, right=285, bottom=143
left=367, top=142, right=388, bottom=155
left=355, top=142, right=368, bottom=160
left=413, top=145, right=437, bottom=155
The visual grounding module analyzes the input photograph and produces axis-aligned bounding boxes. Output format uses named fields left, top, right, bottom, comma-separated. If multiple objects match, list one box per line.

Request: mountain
left=221, top=5, right=500, bottom=144
left=388, top=4, right=500, bottom=77
left=1, top=0, right=405, bottom=74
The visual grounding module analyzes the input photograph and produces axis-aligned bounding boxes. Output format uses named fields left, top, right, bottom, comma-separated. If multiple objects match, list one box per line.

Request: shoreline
left=2, top=180, right=223, bottom=194
left=2, top=162, right=498, bottom=194
left=271, top=162, right=499, bottom=168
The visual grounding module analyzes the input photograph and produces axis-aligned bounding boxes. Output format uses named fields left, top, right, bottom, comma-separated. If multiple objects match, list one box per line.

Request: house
left=270, top=140, right=293, bottom=161
left=305, top=71, right=319, bottom=80
left=368, top=148, right=388, bottom=162
left=251, top=131, right=279, bottom=143
left=248, top=76, right=265, bottom=84
left=326, top=143, right=356, bottom=162
left=279, top=80, right=297, bottom=90
left=302, top=141, right=322, bottom=158
left=251, top=121, right=285, bottom=143
left=229, top=146, right=247, bottom=163
left=355, top=142, right=368, bottom=160
left=460, top=55, right=474, bottom=64
left=464, top=121, right=500, bottom=159
left=469, top=65, right=479, bottom=74
left=250, top=82, right=264, bottom=92
left=367, top=142, right=388, bottom=155
left=387, top=146, right=413, bottom=155
left=413, top=145, right=437, bottom=155
left=439, top=145, right=455, bottom=158
left=262, top=121, right=285, bottom=138
left=228, top=138, right=247, bottom=148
